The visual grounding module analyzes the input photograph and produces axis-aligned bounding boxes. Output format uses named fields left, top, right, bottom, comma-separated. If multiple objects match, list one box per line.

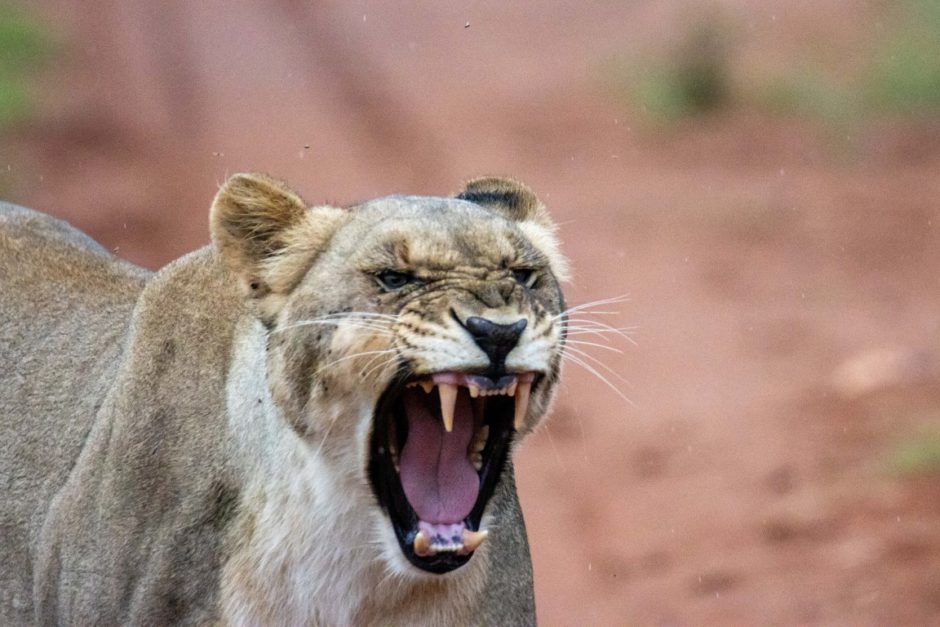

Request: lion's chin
left=367, top=370, right=537, bottom=574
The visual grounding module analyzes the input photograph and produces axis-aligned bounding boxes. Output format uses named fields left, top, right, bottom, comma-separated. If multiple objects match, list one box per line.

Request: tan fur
left=0, top=173, right=567, bottom=625
left=458, top=176, right=569, bottom=282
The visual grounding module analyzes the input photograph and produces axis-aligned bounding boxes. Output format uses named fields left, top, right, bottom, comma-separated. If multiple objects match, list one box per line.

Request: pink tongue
left=399, top=390, right=479, bottom=524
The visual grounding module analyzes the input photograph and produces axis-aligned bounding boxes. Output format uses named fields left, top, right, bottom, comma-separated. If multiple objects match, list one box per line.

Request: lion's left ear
left=457, top=176, right=569, bottom=281
left=210, top=173, right=346, bottom=316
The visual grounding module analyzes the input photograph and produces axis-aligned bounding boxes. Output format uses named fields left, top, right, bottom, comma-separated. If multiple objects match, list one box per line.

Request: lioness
left=0, top=173, right=567, bottom=625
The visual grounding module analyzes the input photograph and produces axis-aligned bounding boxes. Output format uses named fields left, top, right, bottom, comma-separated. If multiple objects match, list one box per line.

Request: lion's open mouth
left=368, top=371, right=536, bottom=574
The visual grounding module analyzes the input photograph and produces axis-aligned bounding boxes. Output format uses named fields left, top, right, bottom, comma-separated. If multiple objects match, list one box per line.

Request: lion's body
left=1, top=204, right=242, bottom=623
left=0, top=173, right=557, bottom=626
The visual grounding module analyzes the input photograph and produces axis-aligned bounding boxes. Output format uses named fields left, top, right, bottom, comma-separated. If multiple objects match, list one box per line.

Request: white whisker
left=564, top=344, right=630, bottom=385
left=564, top=325, right=638, bottom=334
left=312, top=412, right=339, bottom=459
left=563, top=321, right=638, bottom=346
left=316, top=312, right=399, bottom=321
left=276, top=320, right=395, bottom=336
left=315, top=349, right=398, bottom=373
left=565, top=329, right=637, bottom=341
left=564, top=339, right=624, bottom=354
left=361, top=354, right=401, bottom=379
left=275, top=311, right=399, bottom=335
left=561, top=352, right=634, bottom=406
left=553, top=294, right=630, bottom=320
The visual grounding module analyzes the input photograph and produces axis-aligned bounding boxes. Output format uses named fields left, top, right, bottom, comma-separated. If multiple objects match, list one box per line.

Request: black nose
left=461, top=316, right=527, bottom=369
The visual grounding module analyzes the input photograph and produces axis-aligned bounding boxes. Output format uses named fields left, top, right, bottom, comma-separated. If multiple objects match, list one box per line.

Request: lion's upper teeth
left=438, top=382, right=457, bottom=432
left=413, top=374, right=532, bottom=432
left=513, top=380, right=531, bottom=430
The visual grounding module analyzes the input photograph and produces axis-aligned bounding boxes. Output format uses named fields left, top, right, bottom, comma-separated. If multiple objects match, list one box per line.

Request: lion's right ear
left=456, top=176, right=550, bottom=226
left=210, top=173, right=345, bottom=315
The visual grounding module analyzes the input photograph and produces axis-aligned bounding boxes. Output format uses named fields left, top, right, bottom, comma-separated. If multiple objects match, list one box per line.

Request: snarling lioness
left=0, top=173, right=567, bottom=625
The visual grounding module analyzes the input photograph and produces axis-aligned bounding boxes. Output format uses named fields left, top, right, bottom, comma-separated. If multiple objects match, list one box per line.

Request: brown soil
left=6, top=1, right=940, bottom=624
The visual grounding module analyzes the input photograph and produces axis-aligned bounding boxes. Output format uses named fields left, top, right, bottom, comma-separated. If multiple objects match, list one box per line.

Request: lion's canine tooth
left=414, top=531, right=434, bottom=557
left=513, top=380, right=531, bottom=430
left=468, top=384, right=480, bottom=398
left=461, top=529, right=488, bottom=554
left=420, top=380, right=434, bottom=394
left=439, top=382, right=457, bottom=432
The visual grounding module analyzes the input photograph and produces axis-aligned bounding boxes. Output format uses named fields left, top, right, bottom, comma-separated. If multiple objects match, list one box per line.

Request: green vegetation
left=865, top=0, right=940, bottom=114
left=886, top=429, right=940, bottom=477
left=754, top=69, right=860, bottom=124
left=608, top=0, right=940, bottom=123
left=0, top=4, right=55, bottom=127
left=630, top=20, right=731, bottom=120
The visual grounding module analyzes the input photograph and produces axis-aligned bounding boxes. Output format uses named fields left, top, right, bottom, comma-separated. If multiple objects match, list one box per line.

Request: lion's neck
left=220, top=322, right=485, bottom=625
left=222, top=452, right=484, bottom=625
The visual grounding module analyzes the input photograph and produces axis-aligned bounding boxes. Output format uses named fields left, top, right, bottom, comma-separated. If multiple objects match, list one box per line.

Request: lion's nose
left=460, top=316, right=528, bottom=368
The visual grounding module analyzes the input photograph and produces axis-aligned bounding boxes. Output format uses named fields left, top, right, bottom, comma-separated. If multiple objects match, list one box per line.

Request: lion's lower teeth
left=413, top=531, right=433, bottom=557
left=471, top=425, right=488, bottom=452
left=469, top=425, right=488, bottom=471
left=388, top=421, right=400, bottom=472
left=461, top=529, right=488, bottom=554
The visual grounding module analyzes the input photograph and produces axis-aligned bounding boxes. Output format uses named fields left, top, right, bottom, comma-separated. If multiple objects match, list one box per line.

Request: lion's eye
left=512, top=268, right=537, bottom=288
left=376, top=269, right=414, bottom=290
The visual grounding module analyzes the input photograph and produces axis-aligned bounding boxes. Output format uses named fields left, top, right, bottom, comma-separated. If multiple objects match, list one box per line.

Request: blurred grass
left=633, top=20, right=730, bottom=120
left=607, top=0, right=940, bottom=123
left=754, top=69, right=860, bottom=123
left=608, top=16, right=732, bottom=121
left=865, top=0, right=940, bottom=114
left=0, top=4, right=55, bottom=128
left=886, top=429, right=940, bottom=477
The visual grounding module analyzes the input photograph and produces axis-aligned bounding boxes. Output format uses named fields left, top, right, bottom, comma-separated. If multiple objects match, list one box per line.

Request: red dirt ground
left=5, top=1, right=939, bottom=624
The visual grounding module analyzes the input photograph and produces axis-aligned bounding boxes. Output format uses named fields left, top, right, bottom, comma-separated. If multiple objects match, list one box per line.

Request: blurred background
left=2, top=1, right=939, bottom=624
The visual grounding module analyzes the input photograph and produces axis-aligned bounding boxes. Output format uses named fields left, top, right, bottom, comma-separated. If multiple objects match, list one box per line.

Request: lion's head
left=210, top=173, right=567, bottom=575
